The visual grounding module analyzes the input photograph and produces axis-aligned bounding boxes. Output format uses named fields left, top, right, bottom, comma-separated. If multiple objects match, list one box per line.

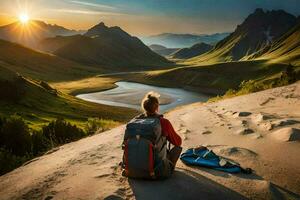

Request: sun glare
left=19, top=13, right=29, bottom=24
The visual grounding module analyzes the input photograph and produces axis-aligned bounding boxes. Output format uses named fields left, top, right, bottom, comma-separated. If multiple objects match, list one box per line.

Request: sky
left=0, top=0, right=300, bottom=36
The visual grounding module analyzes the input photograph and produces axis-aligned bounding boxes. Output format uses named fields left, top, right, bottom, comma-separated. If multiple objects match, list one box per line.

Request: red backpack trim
left=149, top=143, right=155, bottom=177
left=124, top=140, right=129, bottom=176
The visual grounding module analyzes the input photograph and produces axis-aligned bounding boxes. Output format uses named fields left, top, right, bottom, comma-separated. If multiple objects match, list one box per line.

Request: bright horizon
left=0, top=0, right=300, bottom=36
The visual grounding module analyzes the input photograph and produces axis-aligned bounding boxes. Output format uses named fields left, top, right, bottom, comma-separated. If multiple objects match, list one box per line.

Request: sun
left=19, top=13, right=30, bottom=24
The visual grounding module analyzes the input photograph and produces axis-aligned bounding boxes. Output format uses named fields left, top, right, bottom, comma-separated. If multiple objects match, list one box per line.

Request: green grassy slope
left=0, top=39, right=104, bottom=82
left=185, top=9, right=297, bottom=65
left=114, top=61, right=291, bottom=95
left=245, top=20, right=300, bottom=66
left=0, top=67, right=137, bottom=129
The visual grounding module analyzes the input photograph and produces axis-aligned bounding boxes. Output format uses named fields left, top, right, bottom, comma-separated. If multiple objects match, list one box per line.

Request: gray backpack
left=122, top=114, right=171, bottom=179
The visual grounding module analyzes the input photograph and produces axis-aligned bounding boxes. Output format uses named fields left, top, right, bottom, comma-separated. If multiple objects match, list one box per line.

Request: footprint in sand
left=251, top=113, right=271, bottom=123
left=258, top=122, right=273, bottom=131
left=233, top=111, right=252, bottom=118
left=216, top=146, right=258, bottom=158
left=270, top=127, right=300, bottom=142
left=271, top=119, right=300, bottom=128
left=260, top=97, right=275, bottom=106
left=201, top=130, right=212, bottom=135
left=232, top=120, right=248, bottom=127
left=44, top=195, right=54, bottom=200
left=94, top=174, right=111, bottom=179
left=178, top=124, right=191, bottom=135
left=235, top=128, right=254, bottom=135
left=177, top=124, right=191, bottom=140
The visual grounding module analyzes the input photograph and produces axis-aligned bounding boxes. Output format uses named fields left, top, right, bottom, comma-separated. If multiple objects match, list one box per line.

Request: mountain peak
left=84, top=22, right=110, bottom=37
left=202, top=9, right=298, bottom=62
left=84, top=22, right=131, bottom=39
left=254, top=8, right=265, bottom=15
left=97, top=22, right=107, bottom=28
left=237, top=8, right=296, bottom=35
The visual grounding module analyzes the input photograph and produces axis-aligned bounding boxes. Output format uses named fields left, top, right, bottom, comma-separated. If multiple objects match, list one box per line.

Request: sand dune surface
left=1, top=82, right=300, bottom=200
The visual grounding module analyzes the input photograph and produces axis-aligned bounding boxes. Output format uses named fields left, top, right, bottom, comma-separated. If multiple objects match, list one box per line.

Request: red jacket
left=160, top=118, right=182, bottom=146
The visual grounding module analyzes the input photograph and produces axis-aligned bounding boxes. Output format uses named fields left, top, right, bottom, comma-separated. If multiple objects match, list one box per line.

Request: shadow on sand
left=192, top=166, right=264, bottom=180
left=127, top=169, right=247, bottom=200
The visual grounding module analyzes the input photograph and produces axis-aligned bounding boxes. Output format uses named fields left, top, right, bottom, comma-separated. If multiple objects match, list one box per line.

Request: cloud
left=69, top=0, right=115, bottom=10
left=49, top=8, right=124, bottom=16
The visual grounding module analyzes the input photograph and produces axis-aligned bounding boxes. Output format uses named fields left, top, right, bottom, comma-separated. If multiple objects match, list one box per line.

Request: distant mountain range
left=39, top=22, right=170, bottom=68
left=140, top=32, right=230, bottom=48
left=0, top=20, right=83, bottom=48
left=171, top=43, right=213, bottom=59
left=0, top=8, right=299, bottom=69
left=148, top=44, right=179, bottom=57
left=187, top=8, right=299, bottom=64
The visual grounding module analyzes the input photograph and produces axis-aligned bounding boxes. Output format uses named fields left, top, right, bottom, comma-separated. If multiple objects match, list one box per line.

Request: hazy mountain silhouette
left=38, top=35, right=84, bottom=53
left=149, top=44, right=168, bottom=51
left=0, top=20, right=83, bottom=48
left=172, top=43, right=213, bottom=59
left=140, top=32, right=230, bottom=48
left=0, top=39, right=99, bottom=81
left=40, top=22, right=171, bottom=68
left=149, top=44, right=179, bottom=56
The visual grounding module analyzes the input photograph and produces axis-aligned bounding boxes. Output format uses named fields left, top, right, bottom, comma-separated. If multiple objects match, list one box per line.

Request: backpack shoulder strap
left=134, top=113, right=146, bottom=119
left=139, top=113, right=163, bottom=119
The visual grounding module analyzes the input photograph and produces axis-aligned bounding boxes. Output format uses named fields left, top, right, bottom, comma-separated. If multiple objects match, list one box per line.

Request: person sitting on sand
left=142, top=92, right=183, bottom=168
left=122, top=92, right=182, bottom=179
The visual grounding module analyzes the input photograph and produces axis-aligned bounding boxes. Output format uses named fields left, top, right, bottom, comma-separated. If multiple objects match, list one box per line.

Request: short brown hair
left=141, top=91, right=160, bottom=115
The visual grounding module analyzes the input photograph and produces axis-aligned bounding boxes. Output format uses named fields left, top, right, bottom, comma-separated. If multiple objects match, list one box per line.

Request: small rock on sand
left=201, top=130, right=212, bottom=135
left=234, top=112, right=252, bottom=117
left=270, top=127, right=300, bottom=142
left=235, top=128, right=254, bottom=135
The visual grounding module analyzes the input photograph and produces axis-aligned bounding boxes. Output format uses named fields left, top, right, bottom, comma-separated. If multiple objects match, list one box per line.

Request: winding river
left=77, top=81, right=210, bottom=113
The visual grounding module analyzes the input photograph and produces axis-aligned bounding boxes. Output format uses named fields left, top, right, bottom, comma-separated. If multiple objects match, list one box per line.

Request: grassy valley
left=108, top=61, right=297, bottom=95
left=0, top=67, right=137, bottom=130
